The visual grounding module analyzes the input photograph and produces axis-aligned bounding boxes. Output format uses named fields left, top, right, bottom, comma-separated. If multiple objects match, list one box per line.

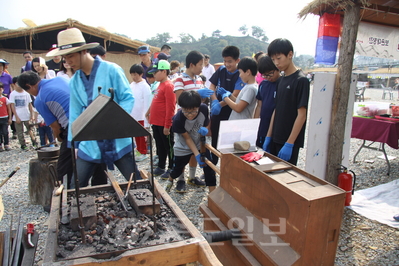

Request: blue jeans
left=72, top=152, right=142, bottom=188
left=38, top=125, right=54, bottom=146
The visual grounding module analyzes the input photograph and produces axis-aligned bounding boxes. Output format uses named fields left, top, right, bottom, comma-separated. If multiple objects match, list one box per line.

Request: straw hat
left=46, top=28, right=99, bottom=57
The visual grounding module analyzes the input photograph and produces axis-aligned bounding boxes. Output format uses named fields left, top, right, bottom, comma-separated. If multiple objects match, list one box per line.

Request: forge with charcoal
left=54, top=183, right=185, bottom=261
left=43, top=178, right=222, bottom=266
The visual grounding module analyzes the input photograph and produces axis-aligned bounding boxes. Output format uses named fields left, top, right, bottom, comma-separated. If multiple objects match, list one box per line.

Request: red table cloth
left=351, top=117, right=399, bottom=149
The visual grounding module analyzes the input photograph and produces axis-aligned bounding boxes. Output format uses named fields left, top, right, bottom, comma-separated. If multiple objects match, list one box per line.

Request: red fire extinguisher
left=338, top=165, right=356, bottom=206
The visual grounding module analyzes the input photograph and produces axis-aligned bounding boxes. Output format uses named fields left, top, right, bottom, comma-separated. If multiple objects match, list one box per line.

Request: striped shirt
left=174, top=73, right=204, bottom=92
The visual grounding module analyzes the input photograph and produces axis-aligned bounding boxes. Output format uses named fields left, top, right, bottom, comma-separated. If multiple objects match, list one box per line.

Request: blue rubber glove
left=217, top=87, right=231, bottom=100
left=197, top=88, right=214, bottom=98
left=197, top=127, right=208, bottom=136
left=262, top=136, right=272, bottom=153
left=278, top=142, right=294, bottom=161
left=195, top=153, right=206, bottom=168
left=211, top=99, right=222, bottom=115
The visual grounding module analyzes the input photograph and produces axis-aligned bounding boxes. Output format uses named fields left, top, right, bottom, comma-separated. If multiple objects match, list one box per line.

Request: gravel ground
left=0, top=87, right=398, bottom=265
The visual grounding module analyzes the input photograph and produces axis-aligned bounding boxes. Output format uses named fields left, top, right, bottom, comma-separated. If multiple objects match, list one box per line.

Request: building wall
left=0, top=50, right=141, bottom=83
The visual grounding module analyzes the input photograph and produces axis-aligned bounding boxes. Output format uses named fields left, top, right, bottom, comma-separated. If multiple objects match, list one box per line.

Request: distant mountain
left=0, top=26, right=9, bottom=31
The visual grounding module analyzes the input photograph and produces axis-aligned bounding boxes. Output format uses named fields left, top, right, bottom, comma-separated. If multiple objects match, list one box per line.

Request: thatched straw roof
left=0, top=18, right=159, bottom=54
left=299, top=0, right=399, bottom=28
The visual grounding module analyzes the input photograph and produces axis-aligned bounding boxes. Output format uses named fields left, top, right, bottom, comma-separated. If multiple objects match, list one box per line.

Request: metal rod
left=125, top=173, right=134, bottom=197
left=71, top=142, right=86, bottom=244
left=149, top=135, right=157, bottom=233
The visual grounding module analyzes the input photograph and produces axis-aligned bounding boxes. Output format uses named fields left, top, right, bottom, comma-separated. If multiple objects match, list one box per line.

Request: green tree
left=212, top=30, right=221, bottom=38
left=239, top=25, right=248, bottom=35
left=199, top=33, right=208, bottom=41
left=178, top=33, right=196, bottom=43
left=251, top=26, right=266, bottom=41
left=146, top=32, right=172, bottom=47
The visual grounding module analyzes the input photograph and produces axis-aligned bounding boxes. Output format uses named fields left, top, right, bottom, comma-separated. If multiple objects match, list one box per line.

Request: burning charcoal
left=59, top=232, right=68, bottom=242
left=95, top=244, right=104, bottom=252
left=96, top=226, right=103, bottom=235
left=127, top=211, right=136, bottom=218
left=148, top=221, right=154, bottom=229
left=116, top=211, right=127, bottom=218
left=156, top=222, right=166, bottom=230
left=86, top=235, right=94, bottom=244
left=65, top=241, right=76, bottom=251
left=105, top=202, right=113, bottom=208
left=56, top=250, right=66, bottom=258
left=96, top=196, right=105, bottom=203
left=97, top=217, right=105, bottom=226
left=119, top=243, right=129, bottom=249
left=90, top=223, right=97, bottom=230
left=139, top=229, right=154, bottom=245
left=90, top=230, right=97, bottom=235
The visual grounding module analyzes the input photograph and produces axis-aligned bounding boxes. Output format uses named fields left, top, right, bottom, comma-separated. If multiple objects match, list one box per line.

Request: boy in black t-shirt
left=263, top=38, right=309, bottom=165
left=209, top=46, right=244, bottom=165
left=165, top=90, right=216, bottom=193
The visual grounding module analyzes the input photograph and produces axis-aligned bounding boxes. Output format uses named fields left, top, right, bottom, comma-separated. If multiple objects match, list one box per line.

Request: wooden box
left=200, top=153, right=345, bottom=266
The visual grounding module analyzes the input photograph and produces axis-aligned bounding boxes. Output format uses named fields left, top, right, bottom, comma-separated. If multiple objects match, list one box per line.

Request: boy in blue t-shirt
left=254, top=55, right=280, bottom=147
left=263, top=38, right=310, bottom=165
left=165, top=90, right=216, bottom=193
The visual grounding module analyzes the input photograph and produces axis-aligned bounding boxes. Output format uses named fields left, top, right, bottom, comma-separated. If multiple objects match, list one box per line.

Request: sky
left=1, top=0, right=320, bottom=56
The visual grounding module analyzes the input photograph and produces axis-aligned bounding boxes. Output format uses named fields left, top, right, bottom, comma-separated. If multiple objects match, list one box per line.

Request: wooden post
left=326, top=3, right=361, bottom=184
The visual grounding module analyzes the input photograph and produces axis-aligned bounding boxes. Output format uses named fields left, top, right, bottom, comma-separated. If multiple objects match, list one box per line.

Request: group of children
left=0, top=72, right=38, bottom=151
left=129, top=38, right=309, bottom=193
left=1, top=35, right=309, bottom=195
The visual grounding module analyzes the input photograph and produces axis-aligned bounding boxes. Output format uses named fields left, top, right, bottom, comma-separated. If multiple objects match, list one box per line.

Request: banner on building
left=356, top=22, right=399, bottom=60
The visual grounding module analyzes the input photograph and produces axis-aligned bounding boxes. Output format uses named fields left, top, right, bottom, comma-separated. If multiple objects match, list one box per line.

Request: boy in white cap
left=47, top=27, right=140, bottom=187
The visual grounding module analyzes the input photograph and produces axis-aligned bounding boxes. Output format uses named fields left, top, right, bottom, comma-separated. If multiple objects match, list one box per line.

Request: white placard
left=356, top=21, right=399, bottom=60
left=305, top=73, right=356, bottom=179
left=217, top=118, right=260, bottom=151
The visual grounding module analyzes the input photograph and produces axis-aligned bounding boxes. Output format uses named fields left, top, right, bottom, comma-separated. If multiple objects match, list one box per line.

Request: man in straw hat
left=47, top=27, right=141, bottom=188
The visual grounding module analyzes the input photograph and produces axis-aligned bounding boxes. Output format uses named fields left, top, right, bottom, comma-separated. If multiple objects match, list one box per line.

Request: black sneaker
left=153, top=167, right=165, bottom=176
left=21, top=145, right=28, bottom=151
left=176, top=180, right=187, bottom=193
left=12, top=134, right=17, bottom=139
left=32, top=141, right=38, bottom=149
left=165, top=180, right=173, bottom=193
left=188, top=177, right=206, bottom=187
left=160, top=169, right=172, bottom=180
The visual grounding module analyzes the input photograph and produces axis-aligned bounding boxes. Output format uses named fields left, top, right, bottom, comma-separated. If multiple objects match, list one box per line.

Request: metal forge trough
left=43, top=178, right=221, bottom=265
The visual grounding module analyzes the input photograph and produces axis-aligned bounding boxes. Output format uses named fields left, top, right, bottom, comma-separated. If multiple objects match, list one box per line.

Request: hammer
left=0, top=167, right=20, bottom=188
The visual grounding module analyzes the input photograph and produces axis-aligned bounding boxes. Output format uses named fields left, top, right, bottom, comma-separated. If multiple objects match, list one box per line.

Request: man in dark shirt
left=46, top=45, right=62, bottom=74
